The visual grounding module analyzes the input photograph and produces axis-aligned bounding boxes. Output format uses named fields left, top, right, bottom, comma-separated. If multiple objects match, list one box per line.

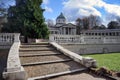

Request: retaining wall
left=50, top=42, right=97, bottom=68
left=61, top=43, right=120, bottom=54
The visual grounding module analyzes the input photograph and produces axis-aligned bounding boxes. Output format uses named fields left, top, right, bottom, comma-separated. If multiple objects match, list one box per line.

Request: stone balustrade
left=0, top=33, right=20, bottom=49
left=0, top=33, right=20, bottom=43
left=2, top=33, right=27, bottom=80
left=49, top=34, right=120, bottom=44
left=84, top=35, right=120, bottom=44
left=49, top=34, right=84, bottom=44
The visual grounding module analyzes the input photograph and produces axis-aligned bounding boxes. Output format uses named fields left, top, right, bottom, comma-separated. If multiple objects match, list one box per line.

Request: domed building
left=49, top=12, right=76, bottom=35
left=56, top=13, right=66, bottom=26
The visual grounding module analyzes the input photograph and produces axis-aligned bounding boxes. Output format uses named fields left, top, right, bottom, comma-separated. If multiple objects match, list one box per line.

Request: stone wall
left=61, top=43, right=120, bottom=54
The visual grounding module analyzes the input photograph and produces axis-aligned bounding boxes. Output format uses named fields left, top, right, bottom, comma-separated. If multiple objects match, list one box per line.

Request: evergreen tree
left=2, top=0, right=49, bottom=39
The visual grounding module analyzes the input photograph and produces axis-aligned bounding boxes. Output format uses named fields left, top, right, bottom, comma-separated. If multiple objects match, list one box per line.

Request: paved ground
left=48, top=72, right=112, bottom=80
left=0, top=49, right=9, bottom=80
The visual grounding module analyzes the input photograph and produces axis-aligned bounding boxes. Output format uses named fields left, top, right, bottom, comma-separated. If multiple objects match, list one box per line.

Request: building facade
left=48, top=13, right=76, bottom=35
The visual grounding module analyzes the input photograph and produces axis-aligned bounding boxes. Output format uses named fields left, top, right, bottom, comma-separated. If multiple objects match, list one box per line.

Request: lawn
left=83, top=53, right=120, bottom=72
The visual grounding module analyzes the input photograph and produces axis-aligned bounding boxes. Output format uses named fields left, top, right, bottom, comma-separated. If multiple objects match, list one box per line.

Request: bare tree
left=81, top=15, right=101, bottom=30
left=116, top=17, right=120, bottom=23
left=0, top=2, right=5, bottom=16
left=76, top=18, right=83, bottom=34
left=82, top=17, right=90, bottom=30
left=46, top=19, right=54, bottom=27
left=88, top=15, right=101, bottom=29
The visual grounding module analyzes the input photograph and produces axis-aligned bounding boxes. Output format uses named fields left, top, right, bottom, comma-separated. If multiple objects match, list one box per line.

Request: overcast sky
left=1, top=0, right=120, bottom=25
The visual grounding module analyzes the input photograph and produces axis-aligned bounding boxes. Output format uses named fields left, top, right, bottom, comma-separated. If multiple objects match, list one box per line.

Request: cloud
left=43, top=0, right=53, bottom=13
left=62, top=0, right=120, bottom=22
left=104, top=4, right=120, bottom=16
left=44, top=6, right=53, bottom=13
left=43, top=0, right=49, bottom=5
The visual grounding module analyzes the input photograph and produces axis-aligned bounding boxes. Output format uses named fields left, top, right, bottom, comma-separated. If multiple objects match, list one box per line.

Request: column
left=64, top=28, right=66, bottom=35
left=63, top=28, right=64, bottom=34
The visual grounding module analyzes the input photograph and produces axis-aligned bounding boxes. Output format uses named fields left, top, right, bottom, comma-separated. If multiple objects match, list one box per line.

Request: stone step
left=28, top=68, right=86, bottom=80
left=19, top=47, right=55, bottom=51
left=23, top=61, right=85, bottom=78
left=20, top=54, right=70, bottom=64
left=19, top=51, right=60, bottom=56
left=20, top=45, right=50, bottom=48
left=21, top=42, right=49, bottom=45
left=19, top=52, right=61, bottom=57
left=22, top=59, right=72, bottom=66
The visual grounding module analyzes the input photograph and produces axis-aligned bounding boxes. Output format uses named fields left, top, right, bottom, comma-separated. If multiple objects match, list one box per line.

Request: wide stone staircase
left=19, top=42, right=86, bottom=79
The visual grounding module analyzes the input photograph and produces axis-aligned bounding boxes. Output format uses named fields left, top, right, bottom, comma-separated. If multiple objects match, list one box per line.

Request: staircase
left=19, top=42, right=86, bottom=79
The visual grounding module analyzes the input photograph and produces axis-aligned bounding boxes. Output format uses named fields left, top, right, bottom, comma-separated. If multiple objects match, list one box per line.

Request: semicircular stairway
left=19, top=42, right=112, bottom=80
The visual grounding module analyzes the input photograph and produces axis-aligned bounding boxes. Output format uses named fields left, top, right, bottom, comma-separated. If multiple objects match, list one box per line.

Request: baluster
left=7, top=35, right=10, bottom=42
left=2, top=35, right=3, bottom=42
left=0, top=35, right=1, bottom=42
left=12, top=35, right=14, bottom=42
left=4, top=36, right=6, bottom=42
left=10, top=35, right=12, bottom=43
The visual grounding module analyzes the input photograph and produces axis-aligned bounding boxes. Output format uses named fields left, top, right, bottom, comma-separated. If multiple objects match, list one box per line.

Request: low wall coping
left=50, top=42, right=97, bottom=68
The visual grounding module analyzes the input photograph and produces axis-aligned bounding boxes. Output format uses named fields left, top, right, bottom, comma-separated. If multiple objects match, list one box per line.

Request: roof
left=56, top=12, right=66, bottom=19
left=62, top=23, right=76, bottom=27
left=81, top=29, right=120, bottom=33
left=54, top=23, right=76, bottom=28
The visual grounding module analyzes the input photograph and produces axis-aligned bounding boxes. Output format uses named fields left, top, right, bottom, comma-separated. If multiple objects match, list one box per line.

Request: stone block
left=3, top=70, right=27, bottom=80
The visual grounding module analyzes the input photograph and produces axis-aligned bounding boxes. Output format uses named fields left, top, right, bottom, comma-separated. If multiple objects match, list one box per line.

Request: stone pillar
left=49, top=35, right=55, bottom=42
left=14, top=33, right=20, bottom=42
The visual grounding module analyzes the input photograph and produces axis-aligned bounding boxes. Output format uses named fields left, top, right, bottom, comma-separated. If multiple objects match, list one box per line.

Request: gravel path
left=49, top=72, right=112, bottom=80
left=0, top=49, right=9, bottom=80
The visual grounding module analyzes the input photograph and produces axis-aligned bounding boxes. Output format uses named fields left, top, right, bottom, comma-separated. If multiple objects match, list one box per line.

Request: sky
left=42, top=0, right=120, bottom=25
left=0, top=0, right=120, bottom=26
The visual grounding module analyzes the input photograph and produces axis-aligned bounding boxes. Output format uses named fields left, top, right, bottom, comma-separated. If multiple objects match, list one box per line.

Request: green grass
left=83, top=53, right=120, bottom=71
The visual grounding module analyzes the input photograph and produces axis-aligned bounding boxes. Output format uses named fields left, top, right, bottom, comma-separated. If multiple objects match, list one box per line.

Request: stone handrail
left=3, top=33, right=27, bottom=80
left=50, top=42, right=97, bottom=68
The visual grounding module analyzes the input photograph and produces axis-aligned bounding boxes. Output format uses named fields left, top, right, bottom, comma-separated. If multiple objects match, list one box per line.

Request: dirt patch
left=0, top=49, right=9, bottom=80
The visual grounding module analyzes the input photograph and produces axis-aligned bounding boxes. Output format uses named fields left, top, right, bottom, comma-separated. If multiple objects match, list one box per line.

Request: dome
left=56, top=12, right=66, bottom=19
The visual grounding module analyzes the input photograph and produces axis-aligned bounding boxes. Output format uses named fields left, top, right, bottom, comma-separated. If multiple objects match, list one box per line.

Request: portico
left=60, top=23, right=76, bottom=35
